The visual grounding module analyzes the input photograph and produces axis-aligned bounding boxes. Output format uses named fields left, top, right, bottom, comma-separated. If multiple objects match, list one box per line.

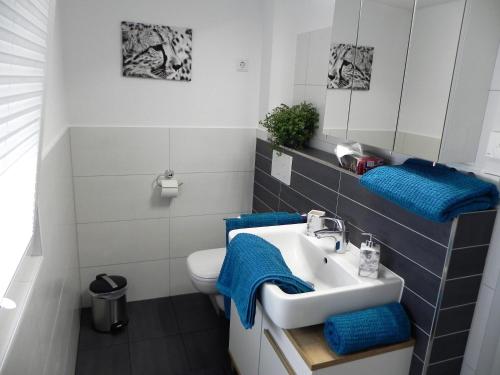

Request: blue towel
left=225, top=212, right=304, bottom=245
left=360, top=158, right=499, bottom=222
left=216, top=233, right=313, bottom=329
left=324, top=303, right=410, bottom=355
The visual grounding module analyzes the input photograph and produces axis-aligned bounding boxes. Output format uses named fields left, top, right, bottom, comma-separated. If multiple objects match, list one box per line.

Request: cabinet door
left=346, top=0, right=414, bottom=150
left=259, top=330, right=296, bottom=375
left=229, top=301, right=263, bottom=375
left=394, top=0, right=466, bottom=160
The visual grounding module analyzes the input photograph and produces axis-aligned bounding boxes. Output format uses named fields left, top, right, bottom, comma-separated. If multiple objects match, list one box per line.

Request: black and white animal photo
left=121, top=21, right=192, bottom=81
left=327, top=43, right=374, bottom=90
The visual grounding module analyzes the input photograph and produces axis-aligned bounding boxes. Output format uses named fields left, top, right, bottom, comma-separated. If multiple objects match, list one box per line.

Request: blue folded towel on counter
left=360, top=158, right=499, bottom=222
left=216, top=233, right=314, bottom=329
left=225, top=212, right=304, bottom=245
left=324, top=303, right=410, bottom=355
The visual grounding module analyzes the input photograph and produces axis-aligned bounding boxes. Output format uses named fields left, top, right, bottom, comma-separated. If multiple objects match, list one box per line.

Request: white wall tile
left=490, top=46, right=500, bottom=91
left=463, top=283, right=495, bottom=370
left=80, top=259, right=170, bottom=306
left=77, top=218, right=169, bottom=267
left=305, top=85, right=327, bottom=128
left=482, top=219, right=500, bottom=289
left=306, top=28, right=331, bottom=86
left=170, top=257, right=197, bottom=296
left=74, top=174, right=169, bottom=223
left=170, top=128, right=256, bottom=173
left=460, top=362, right=475, bottom=375
left=293, top=84, right=306, bottom=105
left=70, top=127, right=170, bottom=176
left=170, top=213, right=235, bottom=258
left=171, top=172, right=253, bottom=217
left=3, top=131, right=81, bottom=375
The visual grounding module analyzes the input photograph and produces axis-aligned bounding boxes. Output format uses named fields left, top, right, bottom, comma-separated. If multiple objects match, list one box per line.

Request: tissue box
left=340, top=154, right=384, bottom=175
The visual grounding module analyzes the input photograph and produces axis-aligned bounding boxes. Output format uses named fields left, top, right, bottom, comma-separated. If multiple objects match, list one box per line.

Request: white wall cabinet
left=321, top=0, right=500, bottom=163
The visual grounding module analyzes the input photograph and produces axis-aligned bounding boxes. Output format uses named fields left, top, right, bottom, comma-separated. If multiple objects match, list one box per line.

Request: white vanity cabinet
left=229, top=301, right=414, bottom=375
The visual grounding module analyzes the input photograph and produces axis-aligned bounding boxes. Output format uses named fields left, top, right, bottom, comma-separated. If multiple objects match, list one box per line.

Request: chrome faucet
left=314, top=217, right=349, bottom=253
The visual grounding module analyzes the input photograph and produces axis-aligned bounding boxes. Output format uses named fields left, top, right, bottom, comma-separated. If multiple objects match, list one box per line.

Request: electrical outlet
left=237, top=59, right=249, bottom=72
left=271, top=151, right=293, bottom=185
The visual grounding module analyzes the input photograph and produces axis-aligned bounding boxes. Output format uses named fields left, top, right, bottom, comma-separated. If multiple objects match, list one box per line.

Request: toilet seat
left=187, top=247, right=226, bottom=294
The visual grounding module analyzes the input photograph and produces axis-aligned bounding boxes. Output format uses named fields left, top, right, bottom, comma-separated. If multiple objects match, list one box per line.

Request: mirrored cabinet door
left=346, top=0, right=414, bottom=150
left=394, top=0, right=467, bottom=161
left=322, top=0, right=361, bottom=139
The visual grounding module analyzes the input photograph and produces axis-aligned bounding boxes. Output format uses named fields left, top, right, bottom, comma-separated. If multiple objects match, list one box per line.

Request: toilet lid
left=187, top=247, right=226, bottom=280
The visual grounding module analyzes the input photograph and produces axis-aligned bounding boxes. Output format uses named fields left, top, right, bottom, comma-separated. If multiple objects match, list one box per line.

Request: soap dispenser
left=358, top=233, right=380, bottom=279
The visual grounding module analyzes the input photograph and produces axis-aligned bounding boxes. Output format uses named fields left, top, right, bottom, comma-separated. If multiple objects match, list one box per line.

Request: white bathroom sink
left=228, top=223, right=403, bottom=329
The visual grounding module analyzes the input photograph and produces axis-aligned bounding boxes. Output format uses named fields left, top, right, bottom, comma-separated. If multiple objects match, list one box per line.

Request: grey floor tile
left=76, top=343, right=131, bottom=375
left=182, top=328, right=230, bottom=373
left=130, top=335, right=189, bottom=375
left=172, top=293, right=225, bottom=333
left=128, top=297, right=179, bottom=341
left=78, top=308, right=129, bottom=351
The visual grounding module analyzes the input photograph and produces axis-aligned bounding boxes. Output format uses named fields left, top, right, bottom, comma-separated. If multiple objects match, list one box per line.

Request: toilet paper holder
left=155, top=169, right=183, bottom=188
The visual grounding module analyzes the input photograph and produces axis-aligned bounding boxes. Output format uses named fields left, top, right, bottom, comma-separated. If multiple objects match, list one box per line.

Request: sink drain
left=323, top=257, right=328, bottom=264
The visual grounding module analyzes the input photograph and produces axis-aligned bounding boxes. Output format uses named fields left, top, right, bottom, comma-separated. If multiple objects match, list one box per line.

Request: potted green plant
left=259, top=102, right=319, bottom=151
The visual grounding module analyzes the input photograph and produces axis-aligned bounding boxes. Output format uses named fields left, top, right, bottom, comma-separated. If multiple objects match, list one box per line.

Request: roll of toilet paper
left=160, top=179, right=179, bottom=198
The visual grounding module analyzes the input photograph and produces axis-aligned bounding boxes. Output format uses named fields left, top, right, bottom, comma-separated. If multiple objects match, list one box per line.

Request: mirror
left=346, top=0, right=414, bottom=150
left=260, top=0, right=335, bottom=136
left=322, top=0, right=361, bottom=139
left=394, top=0, right=466, bottom=160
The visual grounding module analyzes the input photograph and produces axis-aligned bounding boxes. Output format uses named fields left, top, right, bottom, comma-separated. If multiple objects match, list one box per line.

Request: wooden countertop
left=284, top=325, right=415, bottom=371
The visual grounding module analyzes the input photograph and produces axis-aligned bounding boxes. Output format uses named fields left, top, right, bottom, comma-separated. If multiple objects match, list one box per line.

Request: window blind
left=0, top=0, right=49, bottom=298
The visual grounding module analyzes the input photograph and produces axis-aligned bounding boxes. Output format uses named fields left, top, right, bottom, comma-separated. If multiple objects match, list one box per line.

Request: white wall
left=461, top=45, right=500, bottom=375
left=1, top=0, right=81, bottom=373
left=71, top=127, right=255, bottom=306
left=61, top=0, right=263, bottom=128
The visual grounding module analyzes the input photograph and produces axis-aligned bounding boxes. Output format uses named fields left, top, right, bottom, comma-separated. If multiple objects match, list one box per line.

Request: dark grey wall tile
left=253, top=182, right=279, bottom=211
left=291, top=153, right=340, bottom=191
left=256, top=138, right=273, bottom=159
left=453, top=211, right=497, bottom=248
left=290, top=172, right=338, bottom=213
left=278, top=199, right=297, bottom=213
left=447, top=246, right=488, bottom=279
left=412, top=324, right=430, bottom=360
left=442, top=275, right=482, bottom=308
left=255, top=153, right=272, bottom=174
left=280, top=184, right=334, bottom=217
left=253, top=196, right=273, bottom=213
left=430, top=331, right=468, bottom=363
left=435, top=304, right=475, bottom=336
left=337, top=195, right=448, bottom=276
left=427, top=357, right=463, bottom=375
left=254, top=168, right=280, bottom=195
left=401, top=287, right=435, bottom=334
left=409, top=355, right=424, bottom=375
left=381, top=244, right=441, bottom=305
left=339, top=172, right=452, bottom=246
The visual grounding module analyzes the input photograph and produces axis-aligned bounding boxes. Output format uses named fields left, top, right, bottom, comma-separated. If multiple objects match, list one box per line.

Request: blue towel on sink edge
left=360, top=158, right=499, bottom=222
left=216, top=233, right=314, bottom=329
left=224, top=212, right=305, bottom=245
left=324, top=302, right=411, bottom=355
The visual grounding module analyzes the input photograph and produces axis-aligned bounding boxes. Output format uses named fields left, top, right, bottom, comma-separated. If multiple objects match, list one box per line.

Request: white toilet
left=187, top=247, right=226, bottom=312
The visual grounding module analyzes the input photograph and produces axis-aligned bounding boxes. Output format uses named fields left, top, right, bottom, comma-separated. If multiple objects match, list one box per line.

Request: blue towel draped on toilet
left=360, top=158, right=499, bottom=222
left=216, top=233, right=313, bottom=329
left=324, top=302, right=410, bottom=355
left=224, top=212, right=305, bottom=245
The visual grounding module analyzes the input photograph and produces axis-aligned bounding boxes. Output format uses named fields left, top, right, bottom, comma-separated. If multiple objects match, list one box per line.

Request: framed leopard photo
left=121, top=21, right=192, bottom=81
